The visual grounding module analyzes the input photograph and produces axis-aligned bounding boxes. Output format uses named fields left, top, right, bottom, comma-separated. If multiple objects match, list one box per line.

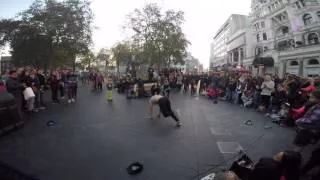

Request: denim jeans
left=253, top=91, right=261, bottom=108
left=226, top=89, right=234, bottom=102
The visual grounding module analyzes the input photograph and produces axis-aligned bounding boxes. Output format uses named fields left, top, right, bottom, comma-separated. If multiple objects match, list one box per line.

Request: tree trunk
left=72, top=54, right=76, bottom=73
left=116, top=60, right=120, bottom=76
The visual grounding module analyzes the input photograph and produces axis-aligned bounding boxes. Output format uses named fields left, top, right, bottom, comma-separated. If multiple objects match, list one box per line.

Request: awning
left=252, top=57, right=274, bottom=67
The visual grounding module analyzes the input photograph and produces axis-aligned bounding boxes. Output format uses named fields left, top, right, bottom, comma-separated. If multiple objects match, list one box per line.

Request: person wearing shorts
left=149, top=94, right=182, bottom=127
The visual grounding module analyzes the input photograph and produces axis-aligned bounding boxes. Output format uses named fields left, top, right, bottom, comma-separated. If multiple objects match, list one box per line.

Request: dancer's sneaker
left=176, top=121, right=182, bottom=127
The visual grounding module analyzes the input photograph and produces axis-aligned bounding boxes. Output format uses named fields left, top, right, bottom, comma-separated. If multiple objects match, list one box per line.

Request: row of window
left=267, top=0, right=283, bottom=12
left=254, top=21, right=266, bottom=31
left=289, top=59, right=319, bottom=66
left=256, top=32, right=319, bottom=55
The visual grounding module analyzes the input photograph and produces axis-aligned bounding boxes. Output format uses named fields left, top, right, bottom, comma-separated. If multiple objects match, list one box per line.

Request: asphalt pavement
left=0, top=85, right=299, bottom=180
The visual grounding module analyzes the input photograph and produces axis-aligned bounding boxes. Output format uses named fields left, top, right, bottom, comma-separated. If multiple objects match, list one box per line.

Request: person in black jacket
left=48, top=72, right=59, bottom=104
left=6, top=70, right=24, bottom=119
left=36, top=69, right=46, bottom=109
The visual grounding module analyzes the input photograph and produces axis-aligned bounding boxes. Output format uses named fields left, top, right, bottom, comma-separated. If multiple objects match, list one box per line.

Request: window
left=299, top=0, right=305, bottom=7
left=290, top=61, right=299, bottom=66
left=317, top=12, right=320, bottom=19
left=308, top=59, right=319, bottom=65
left=263, top=33, right=268, bottom=40
left=240, top=48, right=244, bottom=60
left=261, top=21, right=265, bottom=28
left=257, top=34, right=261, bottom=42
left=282, top=26, right=289, bottom=34
left=295, top=2, right=302, bottom=9
left=256, top=47, right=263, bottom=55
left=308, top=33, right=319, bottom=45
left=303, top=14, right=313, bottom=25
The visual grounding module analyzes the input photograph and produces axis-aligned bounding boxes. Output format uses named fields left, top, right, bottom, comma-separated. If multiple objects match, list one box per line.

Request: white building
left=248, top=0, right=320, bottom=78
left=210, top=14, right=248, bottom=70
left=171, top=53, right=203, bottom=74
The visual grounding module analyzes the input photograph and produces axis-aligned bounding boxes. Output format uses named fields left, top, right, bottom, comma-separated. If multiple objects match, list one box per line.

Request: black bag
left=229, top=154, right=254, bottom=180
left=0, top=92, right=24, bottom=135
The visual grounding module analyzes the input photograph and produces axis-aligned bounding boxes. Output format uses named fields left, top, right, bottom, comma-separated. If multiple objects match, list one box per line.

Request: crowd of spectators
left=142, top=68, right=320, bottom=128
left=0, top=67, right=78, bottom=119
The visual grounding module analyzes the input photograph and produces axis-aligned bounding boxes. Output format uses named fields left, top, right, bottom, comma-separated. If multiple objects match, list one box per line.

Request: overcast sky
left=0, top=0, right=252, bottom=68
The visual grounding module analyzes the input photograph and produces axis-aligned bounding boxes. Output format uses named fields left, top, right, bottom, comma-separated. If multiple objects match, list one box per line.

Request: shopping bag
left=23, top=87, right=35, bottom=100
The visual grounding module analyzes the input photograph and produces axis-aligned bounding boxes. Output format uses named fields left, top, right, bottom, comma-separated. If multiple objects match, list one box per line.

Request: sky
left=0, top=0, right=252, bottom=68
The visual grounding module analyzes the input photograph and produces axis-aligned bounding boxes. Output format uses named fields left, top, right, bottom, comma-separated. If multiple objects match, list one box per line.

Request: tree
left=127, top=3, right=189, bottom=69
left=111, top=42, right=132, bottom=75
left=78, top=51, right=96, bottom=70
left=0, top=0, right=94, bottom=70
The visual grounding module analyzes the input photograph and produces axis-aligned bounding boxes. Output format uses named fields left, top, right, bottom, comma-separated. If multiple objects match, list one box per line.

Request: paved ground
left=0, top=85, right=300, bottom=180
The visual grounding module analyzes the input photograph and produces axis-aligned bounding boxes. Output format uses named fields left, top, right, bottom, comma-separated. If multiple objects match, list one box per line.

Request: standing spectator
left=28, top=70, right=38, bottom=112
left=66, top=71, right=77, bottom=103
left=48, top=72, right=59, bottom=104
left=260, top=75, right=275, bottom=111
left=20, top=70, right=34, bottom=112
left=36, top=69, right=46, bottom=109
left=96, top=73, right=104, bottom=91
left=59, top=70, right=66, bottom=99
left=161, top=79, right=171, bottom=97
left=6, top=70, right=24, bottom=119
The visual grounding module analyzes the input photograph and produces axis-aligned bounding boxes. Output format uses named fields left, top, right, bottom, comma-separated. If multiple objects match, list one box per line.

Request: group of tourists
left=0, top=67, right=78, bottom=119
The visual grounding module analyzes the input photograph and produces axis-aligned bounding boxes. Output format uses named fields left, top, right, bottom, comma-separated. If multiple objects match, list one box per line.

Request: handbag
left=23, top=87, right=36, bottom=100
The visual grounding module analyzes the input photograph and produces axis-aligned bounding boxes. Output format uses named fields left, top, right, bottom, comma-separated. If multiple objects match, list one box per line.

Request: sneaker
left=38, top=106, right=46, bottom=110
left=71, top=98, right=75, bottom=103
left=176, top=121, right=182, bottom=127
left=32, top=109, right=39, bottom=113
left=61, top=96, right=65, bottom=100
left=68, top=99, right=72, bottom=104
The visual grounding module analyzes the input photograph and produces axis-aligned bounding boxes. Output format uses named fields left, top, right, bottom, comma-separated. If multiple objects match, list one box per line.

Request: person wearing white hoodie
left=260, top=75, right=275, bottom=110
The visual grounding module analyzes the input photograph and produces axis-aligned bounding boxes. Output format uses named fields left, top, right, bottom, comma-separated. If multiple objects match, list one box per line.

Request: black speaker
left=0, top=92, right=24, bottom=136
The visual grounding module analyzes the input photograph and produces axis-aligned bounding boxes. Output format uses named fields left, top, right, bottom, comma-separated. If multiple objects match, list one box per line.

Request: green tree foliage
left=111, top=42, right=132, bottom=74
left=127, top=3, right=189, bottom=69
left=0, top=0, right=93, bottom=69
left=78, top=51, right=96, bottom=70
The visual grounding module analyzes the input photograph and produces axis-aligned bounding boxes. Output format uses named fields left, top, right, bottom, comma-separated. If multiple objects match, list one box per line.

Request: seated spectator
left=0, top=80, right=6, bottom=93
left=241, top=89, right=254, bottom=107
left=270, top=85, right=287, bottom=112
left=214, top=171, right=240, bottom=180
left=295, top=89, right=320, bottom=131
left=301, top=78, right=317, bottom=97
left=301, top=147, right=320, bottom=180
left=249, top=150, right=301, bottom=180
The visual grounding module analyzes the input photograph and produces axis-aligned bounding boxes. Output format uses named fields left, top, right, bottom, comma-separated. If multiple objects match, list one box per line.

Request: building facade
left=247, top=0, right=320, bottom=77
left=210, top=14, right=248, bottom=70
